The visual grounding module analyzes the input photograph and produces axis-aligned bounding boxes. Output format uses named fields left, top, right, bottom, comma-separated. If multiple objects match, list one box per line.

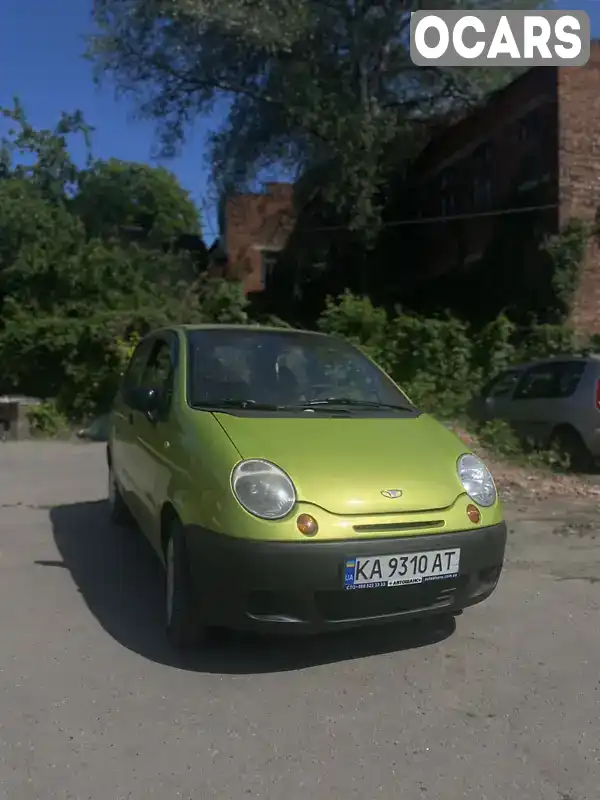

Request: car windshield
left=186, top=329, right=415, bottom=412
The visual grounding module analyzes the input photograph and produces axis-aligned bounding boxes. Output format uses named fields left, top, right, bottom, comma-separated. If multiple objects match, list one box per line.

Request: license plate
left=344, top=548, right=460, bottom=590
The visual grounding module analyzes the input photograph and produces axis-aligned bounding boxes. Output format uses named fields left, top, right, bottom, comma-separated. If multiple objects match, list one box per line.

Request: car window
left=141, top=338, right=176, bottom=412
left=121, top=340, right=152, bottom=403
left=514, top=361, right=585, bottom=400
left=187, top=329, right=413, bottom=410
left=302, top=341, right=381, bottom=402
left=485, top=370, right=521, bottom=399
left=556, top=361, right=586, bottom=397
left=211, top=344, right=252, bottom=383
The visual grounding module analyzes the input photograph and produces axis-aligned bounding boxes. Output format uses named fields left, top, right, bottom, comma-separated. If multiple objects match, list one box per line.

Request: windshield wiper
left=194, top=399, right=286, bottom=411
left=193, top=397, right=415, bottom=413
left=303, top=397, right=415, bottom=412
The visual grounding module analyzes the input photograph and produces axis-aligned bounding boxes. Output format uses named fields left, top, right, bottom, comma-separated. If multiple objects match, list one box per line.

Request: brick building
left=397, top=42, right=600, bottom=334
left=213, top=182, right=296, bottom=294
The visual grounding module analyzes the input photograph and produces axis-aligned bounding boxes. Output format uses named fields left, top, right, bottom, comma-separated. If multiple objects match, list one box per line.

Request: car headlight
left=457, top=453, right=497, bottom=507
left=231, top=459, right=296, bottom=520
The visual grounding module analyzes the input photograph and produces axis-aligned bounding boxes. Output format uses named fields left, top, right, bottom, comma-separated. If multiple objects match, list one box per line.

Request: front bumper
left=183, top=522, right=507, bottom=634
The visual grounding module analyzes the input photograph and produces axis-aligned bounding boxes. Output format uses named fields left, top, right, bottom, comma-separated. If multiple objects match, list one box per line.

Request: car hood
left=215, top=412, right=469, bottom=515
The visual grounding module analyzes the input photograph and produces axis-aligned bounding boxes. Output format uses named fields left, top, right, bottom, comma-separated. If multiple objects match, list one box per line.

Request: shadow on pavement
left=45, top=500, right=456, bottom=675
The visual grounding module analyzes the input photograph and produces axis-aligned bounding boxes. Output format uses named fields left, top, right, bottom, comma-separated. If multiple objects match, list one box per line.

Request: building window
left=474, top=142, right=491, bottom=164
left=473, top=175, right=492, bottom=210
left=471, top=142, right=492, bottom=210
left=260, top=250, right=279, bottom=288
left=517, top=150, right=543, bottom=192
left=461, top=250, right=484, bottom=272
left=442, top=194, right=456, bottom=216
left=440, top=170, right=458, bottom=217
left=518, top=110, right=539, bottom=143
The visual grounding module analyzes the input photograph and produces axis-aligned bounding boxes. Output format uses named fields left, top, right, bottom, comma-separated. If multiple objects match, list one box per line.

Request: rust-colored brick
left=406, top=42, right=600, bottom=336
left=558, top=45, right=600, bottom=336
left=222, top=183, right=295, bottom=294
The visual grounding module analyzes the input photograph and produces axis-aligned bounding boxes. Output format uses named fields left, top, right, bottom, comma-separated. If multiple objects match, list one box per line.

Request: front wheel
left=165, top=519, right=207, bottom=649
left=549, top=426, right=593, bottom=473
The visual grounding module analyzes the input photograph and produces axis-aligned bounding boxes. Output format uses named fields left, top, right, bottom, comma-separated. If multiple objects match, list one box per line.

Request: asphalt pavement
left=0, top=441, right=599, bottom=800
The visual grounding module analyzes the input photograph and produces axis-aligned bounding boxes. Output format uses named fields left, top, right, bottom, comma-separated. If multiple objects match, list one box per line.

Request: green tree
left=73, top=158, right=201, bottom=244
left=89, top=0, right=542, bottom=237
left=0, top=173, right=198, bottom=413
left=1, top=98, right=92, bottom=202
left=0, top=103, right=220, bottom=419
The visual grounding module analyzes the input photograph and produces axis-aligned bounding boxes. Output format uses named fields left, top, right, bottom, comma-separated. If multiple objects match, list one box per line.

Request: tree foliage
left=89, top=0, right=542, bottom=235
left=317, top=290, right=579, bottom=419
left=74, top=158, right=201, bottom=243
left=0, top=102, right=240, bottom=420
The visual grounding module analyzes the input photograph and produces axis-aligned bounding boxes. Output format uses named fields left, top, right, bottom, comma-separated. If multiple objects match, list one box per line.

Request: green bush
left=474, top=419, right=523, bottom=459
left=473, top=315, right=517, bottom=378
left=318, top=293, right=477, bottom=416
left=317, top=290, right=391, bottom=369
left=389, top=313, right=475, bottom=417
left=516, top=323, right=577, bottom=361
left=26, top=401, right=68, bottom=437
left=316, top=291, right=588, bottom=426
left=193, top=274, right=249, bottom=324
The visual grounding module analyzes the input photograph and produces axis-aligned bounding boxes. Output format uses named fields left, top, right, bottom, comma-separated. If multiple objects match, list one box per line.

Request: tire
left=108, top=465, right=133, bottom=526
left=165, top=518, right=206, bottom=649
left=549, top=426, right=593, bottom=473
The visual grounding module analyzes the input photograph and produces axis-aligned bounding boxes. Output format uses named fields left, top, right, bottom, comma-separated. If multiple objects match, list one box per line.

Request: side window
left=485, top=370, right=521, bottom=399
left=514, top=364, right=556, bottom=400
left=555, top=361, right=585, bottom=398
left=121, top=341, right=152, bottom=404
left=513, top=361, right=584, bottom=401
left=141, top=338, right=177, bottom=413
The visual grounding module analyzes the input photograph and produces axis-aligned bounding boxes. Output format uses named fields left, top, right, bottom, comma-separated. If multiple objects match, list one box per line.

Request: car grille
left=352, top=520, right=444, bottom=534
left=315, top=577, right=466, bottom=622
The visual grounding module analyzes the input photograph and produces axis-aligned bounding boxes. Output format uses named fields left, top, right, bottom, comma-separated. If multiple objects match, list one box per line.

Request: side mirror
left=129, top=386, right=160, bottom=417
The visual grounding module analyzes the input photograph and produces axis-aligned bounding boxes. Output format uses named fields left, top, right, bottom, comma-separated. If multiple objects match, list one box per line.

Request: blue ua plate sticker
left=344, top=558, right=387, bottom=590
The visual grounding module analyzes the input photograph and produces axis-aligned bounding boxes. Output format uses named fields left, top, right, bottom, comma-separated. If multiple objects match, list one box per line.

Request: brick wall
left=407, top=66, right=559, bottom=286
left=409, top=45, right=600, bottom=335
left=223, top=183, right=296, bottom=293
left=558, top=42, right=600, bottom=337
left=414, top=66, right=556, bottom=182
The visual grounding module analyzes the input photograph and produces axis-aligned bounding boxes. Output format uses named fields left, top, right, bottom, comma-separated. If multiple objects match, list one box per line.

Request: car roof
left=149, top=324, right=334, bottom=339
left=504, top=353, right=600, bottom=372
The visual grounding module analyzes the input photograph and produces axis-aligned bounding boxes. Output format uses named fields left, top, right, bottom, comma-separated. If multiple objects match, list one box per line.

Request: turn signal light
left=297, top=513, right=319, bottom=537
left=466, top=504, right=481, bottom=524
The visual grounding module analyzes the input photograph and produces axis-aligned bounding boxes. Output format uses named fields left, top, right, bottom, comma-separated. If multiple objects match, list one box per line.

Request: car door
left=134, top=334, right=179, bottom=552
left=514, top=361, right=576, bottom=446
left=110, top=338, right=154, bottom=523
left=509, top=361, right=580, bottom=446
left=471, top=369, right=523, bottom=422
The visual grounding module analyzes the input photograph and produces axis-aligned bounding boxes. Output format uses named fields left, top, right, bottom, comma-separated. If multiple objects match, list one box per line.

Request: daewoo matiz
left=107, top=325, right=507, bottom=648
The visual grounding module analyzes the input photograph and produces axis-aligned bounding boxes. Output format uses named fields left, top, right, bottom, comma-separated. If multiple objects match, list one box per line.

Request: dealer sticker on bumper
left=344, top=548, right=460, bottom=590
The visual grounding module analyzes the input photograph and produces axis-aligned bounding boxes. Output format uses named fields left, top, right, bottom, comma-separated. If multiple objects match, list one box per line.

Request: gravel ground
left=0, top=441, right=599, bottom=800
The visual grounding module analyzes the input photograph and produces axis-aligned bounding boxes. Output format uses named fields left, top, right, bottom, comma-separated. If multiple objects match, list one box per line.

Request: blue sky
left=0, top=0, right=598, bottom=244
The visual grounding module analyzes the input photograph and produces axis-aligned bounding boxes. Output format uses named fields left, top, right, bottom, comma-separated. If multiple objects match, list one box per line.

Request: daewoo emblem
left=381, top=489, right=403, bottom=499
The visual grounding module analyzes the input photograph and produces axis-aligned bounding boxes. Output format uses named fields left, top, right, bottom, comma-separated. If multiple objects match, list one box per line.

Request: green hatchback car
left=108, top=324, right=507, bottom=648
